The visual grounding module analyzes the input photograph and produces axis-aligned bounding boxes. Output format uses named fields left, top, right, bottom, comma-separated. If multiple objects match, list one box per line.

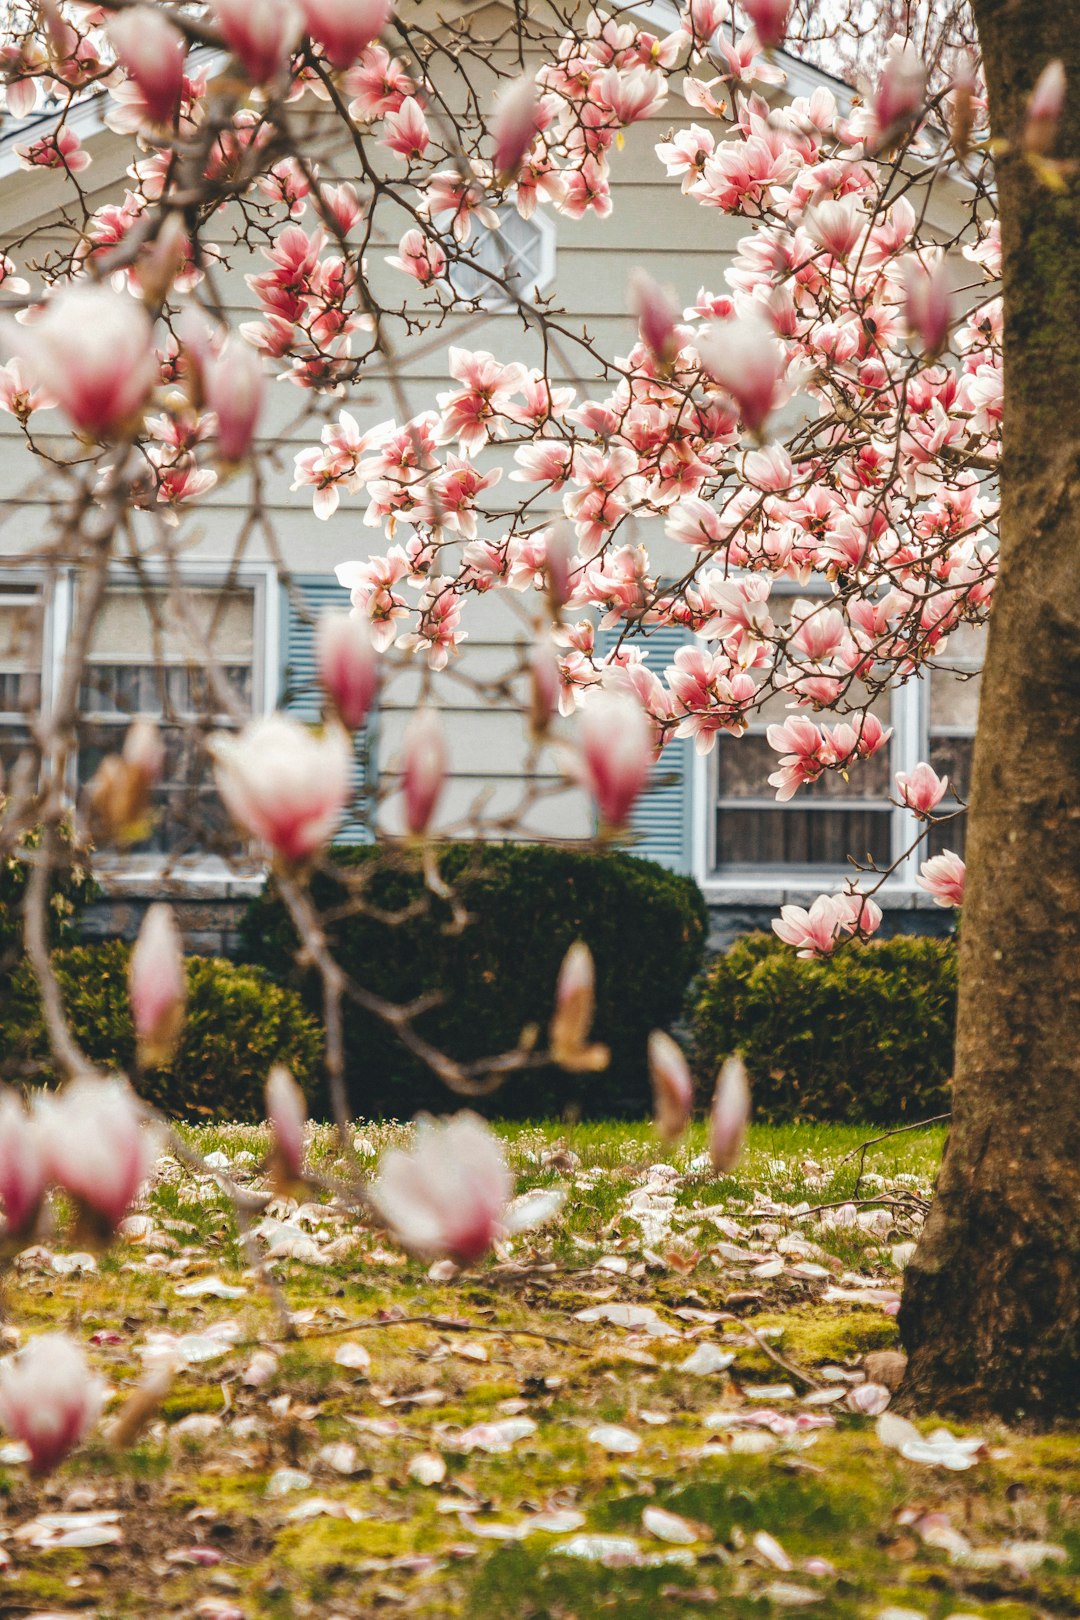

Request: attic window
left=447, top=208, right=555, bottom=309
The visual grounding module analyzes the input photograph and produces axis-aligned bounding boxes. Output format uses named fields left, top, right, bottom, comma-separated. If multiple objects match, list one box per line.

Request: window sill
left=92, top=859, right=267, bottom=902
left=698, top=877, right=941, bottom=909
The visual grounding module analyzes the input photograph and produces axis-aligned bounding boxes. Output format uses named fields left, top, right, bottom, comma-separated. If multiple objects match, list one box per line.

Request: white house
left=0, top=0, right=979, bottom=947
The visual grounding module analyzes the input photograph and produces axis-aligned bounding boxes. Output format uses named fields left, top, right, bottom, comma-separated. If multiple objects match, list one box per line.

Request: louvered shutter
left=595, top=624, right=693, bottom=873
left=280, top=575, right=373, bottom=844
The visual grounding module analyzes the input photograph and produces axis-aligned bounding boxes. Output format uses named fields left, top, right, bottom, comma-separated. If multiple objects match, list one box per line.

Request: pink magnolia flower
left=895, top=762, right=948, bottom=816
left=212, top=0, right=302, bottom=85
left=697, top=312, right=786, bottom=434
left=382, top=96, right=429, bottom=161
left=106, top=8, right=187, bottom=125
left=492, top=74, right=542, bottom=181
left=401, top=708, right=447, bottom=836
left=299, top=0, right=392, bottom=70
left=579, top=691, right=654, bottom=826
left=628, top=268, right=681, bottom=367
left=1024, top=58, right=1065, bottom=155
left=903, top=255, right=951, bottom=358
left=16, top=126, right=92, bottom=174
left=0, top=357, right=54, bottom=423
left=370, top=1113, right=513, bottom=1265
left=873, top=39, right=925, bottom=139
left=709, top=1054, right=750, bottom=1173
left=213, top=715, right=353, bottom=861
left=41, top=1078, right=159, bottom=1237
left=129, top=903, right=185, bottom=1069
left=804, top=196, right=863, bottom=260
left=386, top=228, right=447, bottom=284
left=766, top=714, right=826, bottom=801
left=0, top=1334, right=104, bottom=1474
left=316, top=612, right=379, bottom=731
left=436, top=348, right=527, bottom=455
left=203, top=338, right=264, bottom=462
left=215, top=712, right=354, bottom=855
left=743, top=0, right=789, bottom=50
left=918, top=849, right=966, bottom=907
left=265, top=1065, right=307, bottom=1185
left=0, top=1091, right=47, bottom=1241
left=648, top=1030, right=694, bottom=1141
left=772, top=894, right=852, bottom=957
left=5, top=284, right=156, bottom=440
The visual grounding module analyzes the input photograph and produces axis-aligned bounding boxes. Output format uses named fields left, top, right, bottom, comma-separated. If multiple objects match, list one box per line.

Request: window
left=704, top=619, right=987, bottom=886
left=712, top=683, right=895, bottom=873
left=75, top=579, right=260, bottom=861
left=0, top=583, right=44, bottom=779
left=446, top=207, right=555, bottom=308
left=926, top=621, right=985, bottom=859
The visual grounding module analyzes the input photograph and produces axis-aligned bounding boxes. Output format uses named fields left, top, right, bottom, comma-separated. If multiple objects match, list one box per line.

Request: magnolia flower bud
left=628, top=269, right=681, bottom=367
left=709, top=1054, right=750, bottom=1174
left=203, top=337, right=264, bottom=463
left=492, top=74, right=542, bottom=182
left=697, top=312, right=786, bottom=435
left=265, top=1064, right=307, bottom=1187
left=316, top=612, right=379, bottom=731
left=1023, top=59, right=1066, bottom=155
left=873, top=42, right=926, bottom=139
left=0, top=1090, right=47, bottom=1241
left=648, top=1030, right=694, bottom=1141
left=86, top=716, right=164, bottom=844
left=580, top=692, right=654, bottom=828
left=134, top=214, right=190, bottom=305
left=401, top=708, right=446, bottom=837
left=129, top=904, right=185, bottom=1069
left=106, top=7, right=187, bottom=126
left=544, top=520, right=574, bottom=612
left=39, top=1077, right=158, bottom=1240
left=549, top=941, right=609, bottom=1072
left=370, top=1113, right=512, bottom=1265
left=903, top=255, right=951, bottom=358
left=743, top=0, right=790, bottom=51
left=0, top=1333, right=104, bottom=1474
left=529, top=640, right=560, bottom=737
left=212, top=713, right=353, bottom=861
left=212, top=0, right=303, bottom=85
left=3, top=284, right=156, bottom=440
left=298, top=0, right=392, bottom=70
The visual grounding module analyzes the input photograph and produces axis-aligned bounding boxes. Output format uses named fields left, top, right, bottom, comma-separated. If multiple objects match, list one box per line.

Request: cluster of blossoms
left=0, top=0, right=1024, bottom=955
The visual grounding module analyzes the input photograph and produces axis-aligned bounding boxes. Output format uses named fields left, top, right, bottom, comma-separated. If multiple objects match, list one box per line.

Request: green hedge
left=690, top=932, right=957, bottom=1122
left=2, top=941, right=323, bottom=1121
left=238, top=843, right=709, bottom=1120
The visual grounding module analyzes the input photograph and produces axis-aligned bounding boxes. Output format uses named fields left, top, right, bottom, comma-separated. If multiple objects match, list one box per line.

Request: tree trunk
left=899, top=0, right=1080, bottom=1423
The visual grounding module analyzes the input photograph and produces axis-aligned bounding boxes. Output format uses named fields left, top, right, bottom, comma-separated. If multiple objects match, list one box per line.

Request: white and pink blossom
left=370, top=1113, right=512, bottom=1265
left=212, top=714, right=353, bottom=861
left=129, top=904, right=185, bottom=1069
left=0, top=1334, right=104, bottom=1474
left=918, top=849, right=966, bottom=907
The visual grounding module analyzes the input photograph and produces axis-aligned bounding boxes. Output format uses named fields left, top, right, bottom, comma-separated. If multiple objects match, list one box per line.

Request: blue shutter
left=596, top=624, right=693, bottom=873
left=280, top=575, right=373, bottom=844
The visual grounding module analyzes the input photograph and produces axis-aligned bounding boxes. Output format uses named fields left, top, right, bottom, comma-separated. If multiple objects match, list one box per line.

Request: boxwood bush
left=2, top=941, right=323, bottom=1120
left=691, top=932, right=957, bottom=1122
left=238, top=843, right=708, bottom=1120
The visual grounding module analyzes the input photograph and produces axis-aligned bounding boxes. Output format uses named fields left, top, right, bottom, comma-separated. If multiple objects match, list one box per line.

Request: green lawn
left=2, top=1118, right=1078, bottom=1619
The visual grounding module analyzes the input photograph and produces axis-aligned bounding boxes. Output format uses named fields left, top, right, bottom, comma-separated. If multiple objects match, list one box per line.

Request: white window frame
left=49, top=561, right=280, bottom=893
left=446, top=207, right=557, bottom=310
left=691, top=676, right=939, bottom=908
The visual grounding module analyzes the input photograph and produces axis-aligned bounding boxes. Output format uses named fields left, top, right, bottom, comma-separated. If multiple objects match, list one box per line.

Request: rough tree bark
left=899, top=0, right=1080, bottom=1423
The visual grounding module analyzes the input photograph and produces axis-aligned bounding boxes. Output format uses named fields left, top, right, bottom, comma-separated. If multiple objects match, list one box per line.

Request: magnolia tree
left=0, top=0, right=1074, bottom=1435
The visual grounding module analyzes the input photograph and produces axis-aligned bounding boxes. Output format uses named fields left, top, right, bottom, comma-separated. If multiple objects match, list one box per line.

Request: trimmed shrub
left=238, top=843, right=709, bottom=1120
left=690, top=932, right=957, bottom=1122
left=2, top=941, right=323, bottom=1120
